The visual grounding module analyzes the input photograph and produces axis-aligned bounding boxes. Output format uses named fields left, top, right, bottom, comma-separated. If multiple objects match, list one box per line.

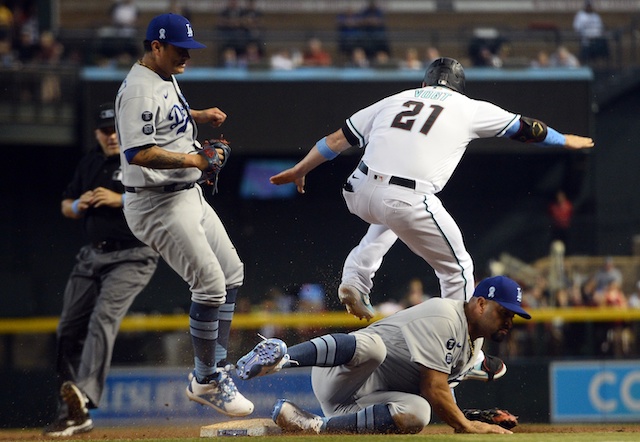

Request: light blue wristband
left=121, top=193, right=126, bottom=206
left=316, top=136, right=339, bottom=160
left=540, top=127, right=566, bottom=147
left=71, top=199, right=81, bottom=215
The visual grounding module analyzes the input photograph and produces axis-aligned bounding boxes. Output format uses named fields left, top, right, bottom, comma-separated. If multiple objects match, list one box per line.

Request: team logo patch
left=446, top=338, right=456, bottom=350
left=141, top=111, right=153, bottom=121
left=112, top=168, right=123, bottom=182
left=142, top=124, right=153, bottom=135
left=445, top=353, right=453, bottom=364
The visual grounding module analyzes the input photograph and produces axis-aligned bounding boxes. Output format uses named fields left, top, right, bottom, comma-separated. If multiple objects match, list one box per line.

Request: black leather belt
left=125, top=183, right=195, bottom=193
left=357, top=161, right=416, bottom=190
left=92, top=239, right=143, bottom=253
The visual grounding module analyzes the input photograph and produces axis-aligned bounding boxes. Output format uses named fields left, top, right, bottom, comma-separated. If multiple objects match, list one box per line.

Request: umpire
left=43, top=103, right=159, bottom=437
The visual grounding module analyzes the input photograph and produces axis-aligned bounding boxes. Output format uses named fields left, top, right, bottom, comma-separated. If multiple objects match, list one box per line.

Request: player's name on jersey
left=415, top=89, right=453, bottom=101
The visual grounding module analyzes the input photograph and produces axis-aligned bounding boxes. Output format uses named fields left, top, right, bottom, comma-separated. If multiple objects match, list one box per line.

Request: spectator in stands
left=13, top=0, right=39, bottom=64
left=217, top=0, right=246, bottom=57
left=468, top=27, right=504, bottom=67
left=0, top=0, right=13, bottom=66
left=336, top=6, right=362, bottom=60
left=109, top=0, right=139, bottom=31
left=302, top=37, right=332, bottom=67
left=401, top=277, right=430, bottom=308
left=548, top=189, right=574, bottom=252
left=424, top=46, right=441, bottom=65
left=169, top=0, right=191, bottom=22
left=593, top=256, right=624, bottom=292
left=346, top=46, right=369, bottom=68
left=530, top=50, right=551, bottom=68
left=573, top=0, right=608, bottom=65
left=241, top=41, right=264, bottom=67
left=549, top=45, right=580, bottom=68
left=372, top=49, right=395, bottom=68
left=270, top=47, right=298, bottom=70
left=33, top=30, right=65, bottom=102
left=398, top=47, right=423, bottom=70
left=221, top=46, right=243, bottom=69
left=358, top=0, right=389, bottom=58
left=241, top=0, right=264, bottom=55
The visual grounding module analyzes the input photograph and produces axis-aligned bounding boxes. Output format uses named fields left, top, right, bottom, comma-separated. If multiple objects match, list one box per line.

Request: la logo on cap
left=186, top=23, right=194, bottom=37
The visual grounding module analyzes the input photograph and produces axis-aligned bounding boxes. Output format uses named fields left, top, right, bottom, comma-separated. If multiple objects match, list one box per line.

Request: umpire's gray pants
left=311, top=331, right=432, bottom=430
left=56, top=245, right=158, bottom=407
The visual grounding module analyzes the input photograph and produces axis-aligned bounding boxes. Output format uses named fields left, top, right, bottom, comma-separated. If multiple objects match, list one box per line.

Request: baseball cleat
left=186, top=368, right=254, bottom=417
left=236, top=337, right=290, bottom=380
left=272, top=399, right=325, bottom=434
left=338, top=284, right=375, bottom=320
left=43, top=381, right=93, bottom=437
left=464, top=354, right=507, bottom=382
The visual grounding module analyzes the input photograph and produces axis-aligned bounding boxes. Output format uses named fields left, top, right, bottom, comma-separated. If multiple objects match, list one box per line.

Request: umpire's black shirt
left=62, top=146, right=137, bottom=244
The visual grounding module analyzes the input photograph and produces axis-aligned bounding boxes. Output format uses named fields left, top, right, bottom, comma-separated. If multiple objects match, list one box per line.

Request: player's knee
left=191, top=292, right=225, bottom=305
left=351, top=331, right=386, bottom=366
left=389, top=396, right=431, bottom=434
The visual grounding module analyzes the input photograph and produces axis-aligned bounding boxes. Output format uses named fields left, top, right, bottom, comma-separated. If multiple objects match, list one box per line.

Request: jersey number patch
left=390, top=101, right=443, bottom=136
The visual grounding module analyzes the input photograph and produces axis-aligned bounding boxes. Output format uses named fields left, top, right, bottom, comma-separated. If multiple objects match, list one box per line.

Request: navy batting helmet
left=423, top=57, right=466, bottom=94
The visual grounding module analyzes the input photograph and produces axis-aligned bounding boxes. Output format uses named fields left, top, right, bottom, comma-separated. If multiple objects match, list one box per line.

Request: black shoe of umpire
left=43, top=382, right=93, bottom=437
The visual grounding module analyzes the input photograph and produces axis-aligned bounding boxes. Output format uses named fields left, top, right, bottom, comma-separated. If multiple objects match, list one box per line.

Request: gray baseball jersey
left=311, top=297, right=482, bottom=419
left=367, top=297, right=482, bottom=387
left=115, top=63, right=202, bottom=187
left=114, top=62, right=244, bottom=304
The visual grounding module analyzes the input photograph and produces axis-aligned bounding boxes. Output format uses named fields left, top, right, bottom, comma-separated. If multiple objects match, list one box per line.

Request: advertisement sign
left=92, top=367, right=320, bottom=425
left=551, top=360, right=640, bottom=422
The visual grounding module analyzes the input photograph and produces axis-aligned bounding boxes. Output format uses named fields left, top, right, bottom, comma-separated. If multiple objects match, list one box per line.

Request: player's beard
left=490, top=328, right=510, bottom=343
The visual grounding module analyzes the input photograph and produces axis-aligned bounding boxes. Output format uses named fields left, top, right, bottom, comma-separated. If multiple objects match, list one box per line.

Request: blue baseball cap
left=473, top=276, right=531, bottom=319
left=145, top=13, right=205, bottom=49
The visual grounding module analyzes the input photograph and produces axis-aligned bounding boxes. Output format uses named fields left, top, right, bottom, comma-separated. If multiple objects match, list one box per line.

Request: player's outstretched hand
left=564, top=134, right=594, bottom=150
left=270, top=168, right=306, bottom=194
left=455, top=420, right=513, bottom=434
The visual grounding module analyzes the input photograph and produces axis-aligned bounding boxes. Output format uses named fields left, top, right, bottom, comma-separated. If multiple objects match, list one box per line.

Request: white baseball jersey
left=345, top=85, right=520, bottom=193
left=115, top=63, right=202, bottom=187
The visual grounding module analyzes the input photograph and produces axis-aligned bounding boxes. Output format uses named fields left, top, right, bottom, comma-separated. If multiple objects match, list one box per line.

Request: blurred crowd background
left=3, top=0, right=640, bottom=376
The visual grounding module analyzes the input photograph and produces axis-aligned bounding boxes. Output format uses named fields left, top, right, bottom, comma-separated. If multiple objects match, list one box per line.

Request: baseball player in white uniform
left=270, top=57, right=594, bottom=320
left=235, top=275, right=531, bottom=434
left=114, top=13, right=253, bottom=417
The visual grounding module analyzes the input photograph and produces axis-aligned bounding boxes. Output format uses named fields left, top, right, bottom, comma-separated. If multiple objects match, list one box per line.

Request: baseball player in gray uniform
left=235, top=275, right=530, bottom=434
left=270, top=57, right=594, bottom=321
left=114, top=13, right=253, bottom=417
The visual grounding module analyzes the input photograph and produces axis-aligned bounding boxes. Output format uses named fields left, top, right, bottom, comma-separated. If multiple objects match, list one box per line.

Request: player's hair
left=423, top=57, right=466, bottom=94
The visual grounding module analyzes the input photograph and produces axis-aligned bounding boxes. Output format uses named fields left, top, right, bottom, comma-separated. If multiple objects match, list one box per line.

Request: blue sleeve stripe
left=541, top=127, right=566, bottom=147
left=124, top=145, right=154, bottom=163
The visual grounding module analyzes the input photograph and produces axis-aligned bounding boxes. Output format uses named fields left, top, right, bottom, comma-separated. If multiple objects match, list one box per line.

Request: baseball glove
left=197, top=138, right=231, bottom=193
left=463, top=408, right=518, bottom=430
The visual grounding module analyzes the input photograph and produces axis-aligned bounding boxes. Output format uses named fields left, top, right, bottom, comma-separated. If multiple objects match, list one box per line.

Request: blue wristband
left=540, top=127, right=566, bottom=147
left=316, top=137, right=339, bottom=160
left=71, top=199, right=81, bottom=215
left=121, top=193, right=126, bottom=206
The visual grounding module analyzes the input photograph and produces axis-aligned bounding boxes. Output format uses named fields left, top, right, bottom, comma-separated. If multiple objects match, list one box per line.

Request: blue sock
left=189, top=301, right=219, bottom=382
left=325, top=404, right=397, bottom=433
left=287, top=333, right=356, bottom=366
left=215, top=288, right=238, bottom=366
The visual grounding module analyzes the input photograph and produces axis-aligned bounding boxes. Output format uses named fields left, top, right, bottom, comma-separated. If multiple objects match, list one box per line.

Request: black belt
left=357, top=161, right=416, bottom=190
left=92, top=239, right=143, bottom=253
left=125, top=183, right=195, bottom=193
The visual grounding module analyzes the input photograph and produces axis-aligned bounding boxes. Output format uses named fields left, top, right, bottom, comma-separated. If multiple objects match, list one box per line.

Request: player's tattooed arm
left=130, top=146, right=202, bottom=169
